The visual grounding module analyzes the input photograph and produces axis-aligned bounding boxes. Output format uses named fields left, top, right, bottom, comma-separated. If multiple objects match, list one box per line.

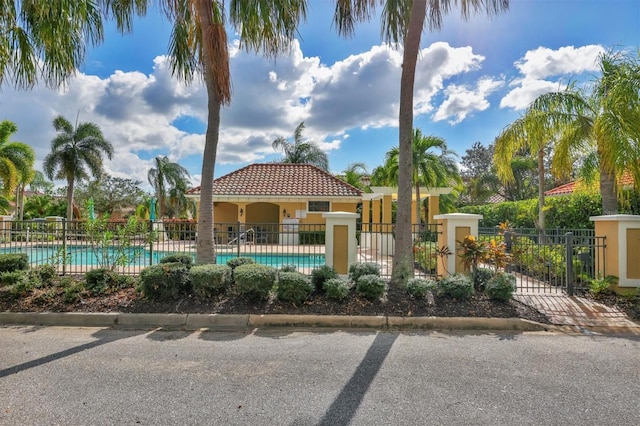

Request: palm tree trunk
left=537, top=147, right=545, bottom=230
left=66, top=178, right=75, bottom=221
left=391, top=0, right=426, bottom=288
left=195, top=57, right=220, bottom=264
left=600, top=168, right=618, bottom=215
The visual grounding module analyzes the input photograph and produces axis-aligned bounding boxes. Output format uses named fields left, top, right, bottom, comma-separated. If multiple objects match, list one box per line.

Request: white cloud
left=500, top=45, right=605, bottom=110
left=434, top=77, right=504, bottom=124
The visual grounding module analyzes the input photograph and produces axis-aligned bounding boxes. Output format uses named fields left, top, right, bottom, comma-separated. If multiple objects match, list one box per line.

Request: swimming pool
left=0, top=246, right=325, bottom=269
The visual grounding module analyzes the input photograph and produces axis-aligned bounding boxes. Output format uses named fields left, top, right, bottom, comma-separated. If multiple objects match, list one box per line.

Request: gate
left=480, top=228, right=606, bottom=295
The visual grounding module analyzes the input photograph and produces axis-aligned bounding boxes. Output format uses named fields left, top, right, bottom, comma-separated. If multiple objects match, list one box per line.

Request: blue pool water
left=0, top=246, right=325, bottom=269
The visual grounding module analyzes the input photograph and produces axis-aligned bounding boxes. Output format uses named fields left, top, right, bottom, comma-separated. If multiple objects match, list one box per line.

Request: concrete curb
left=0, top=312, right=550, bottom=332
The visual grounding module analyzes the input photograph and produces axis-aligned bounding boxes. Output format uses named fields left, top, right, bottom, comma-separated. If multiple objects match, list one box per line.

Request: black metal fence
left=0, top=218, right=445, bottom=279
left=479, top=228, right=606, bottom=295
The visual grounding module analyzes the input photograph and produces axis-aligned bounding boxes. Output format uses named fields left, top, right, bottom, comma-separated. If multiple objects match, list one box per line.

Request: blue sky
left=1, top=0, right=639, bottom=191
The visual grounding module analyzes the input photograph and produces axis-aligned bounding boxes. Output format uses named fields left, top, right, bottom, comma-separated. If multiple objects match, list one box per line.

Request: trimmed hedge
left=190, top=264, right=232, bottom=297
left=311, top=265, right=338, bottom=292
left=485, top=272, right=516, bottom=302
left=323, top=277, right=350, bottom=300
left=438, top=274, right=474, bottom=299
left=349, top=262, right=381, bottom=283
left=356, top=274, right=385, bottom=300
left=234, top=264, right=277, bottom=300
left=277, top=271, right=313, bottom=304
left=406, top=278, right=437, bottom=299
left=159, top=253, right=194, bottom=267
left=0, top=253, right=29, bottom=273
left=138, top=262, right=191, bottom=301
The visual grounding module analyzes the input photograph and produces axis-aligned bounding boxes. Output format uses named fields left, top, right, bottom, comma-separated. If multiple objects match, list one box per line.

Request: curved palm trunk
left=391, top=0, right=427, bottom=288
left=600, top=168, right=618, bottom=215
left=195, top=61, right=220, bottom=264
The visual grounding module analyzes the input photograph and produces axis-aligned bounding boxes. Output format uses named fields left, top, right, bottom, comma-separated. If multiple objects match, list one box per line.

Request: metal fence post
left=62, top=219, right=67, bottom=276
left=565, top=232, right=574, bottom=296
left=148, top=220, right=154, bottom=266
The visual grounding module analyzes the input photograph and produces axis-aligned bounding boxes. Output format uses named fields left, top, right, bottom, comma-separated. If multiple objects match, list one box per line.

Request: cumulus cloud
left=0, top=38, right=494, bottom=189
left=500, top=45, right=605, bottom=110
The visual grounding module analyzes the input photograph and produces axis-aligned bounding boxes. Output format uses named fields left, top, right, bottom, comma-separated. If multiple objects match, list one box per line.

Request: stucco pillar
left=381, top=194, right=394, bottom=256
left=590, top=215, right=640, bottom=291
left=362, top=199, right=370, bottom=233
left=323, top=212, right=359, bottom=275
left=434, top=213, right=482, bottom=277
left=428, top=195, right=439, bottom=224
left=372, top=198, right=381, bottom=233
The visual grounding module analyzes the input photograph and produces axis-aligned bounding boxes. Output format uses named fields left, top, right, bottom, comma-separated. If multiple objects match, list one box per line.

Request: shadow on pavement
left=0, top=328, right=146, bottom=378
left=317, top=331, right=398, bottom=426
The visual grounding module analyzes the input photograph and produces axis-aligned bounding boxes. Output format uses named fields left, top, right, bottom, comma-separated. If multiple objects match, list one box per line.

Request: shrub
left=356, top=274, right=386, bottom=300
left=406, top=278, right=437, bottom=299
left=29, top=264, right=57, bottom=287
left=1, top=270, right=27, bottom=286
left=234, top=264, right=277, bottom=300
left=323, top=277, right=350, bottom=301
left=473, top=267, right=495, bottom=291
left=349, top=262, right=381, bottom=283
left=226, top=257, right=255, bottom=270
left=280, top=264, right=297, bottom=273
left=485, top=272, right=516, bottom=302
left=138, top=262, right=191, bottom=301
left=277, top=272, right=313, bottom=304
left=438, top=274, right=474, bottom=299
left=85, top=268, right=116, bottom=295
left=588, top=275, right=618, bottom=296
left=311, top=265, right=338, bottom=292
left=63, top=280, right=86, bottom=303
left=190, top=264, right=232, bottom=297
left=159, top=253, right=194, bottom=267
left=413, top=241, right=437, bottom=272
left=0, top=253, right=29, bottom=273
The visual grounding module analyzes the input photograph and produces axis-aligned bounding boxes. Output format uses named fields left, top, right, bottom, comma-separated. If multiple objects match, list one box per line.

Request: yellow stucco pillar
left=428, top=195, right=439, bottom=224
left=323, top=212, right=359, bottom=275
left=434, top=213, right=482, bottom=277
left=372, top=198, right=381, bottom=233
left=362, top=199, right=370, bottom=232
left=382, top=194, right=392, bottom=230
left=591, top=215, right=640, bottom=292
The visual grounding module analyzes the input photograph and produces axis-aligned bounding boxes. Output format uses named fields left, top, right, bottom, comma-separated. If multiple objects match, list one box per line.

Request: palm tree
left=381, top=130, right=460, bottom=223
left=333, top=0, right=509, bottom=286
left=148, top=156, right=190, bottom=219
left=272, top=122, right=329, bottom=170
left=339, top=162, right=369, bottom=191
left=495, top=51, right=640, bottom=220
left=0, top=120, right=35, bottom=200
left=43, top=115, right=114, bottom=220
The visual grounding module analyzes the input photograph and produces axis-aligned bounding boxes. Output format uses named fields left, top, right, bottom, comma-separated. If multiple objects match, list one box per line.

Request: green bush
left=356, top=274, right=386, bottom=300
left=413, top=241, right=437, bottom=272
left=473, top=267, right=495, bottom=291
left=311, top=265, right=338, bottom=292
left=226, top=257, right=255, bottom=270
left=438, top=274, right=474, bottom=299
left=349, top=262, right=381, bottom=283
left=588, top=275, right=618, bottom=296
left=190, top=264, right=232, bottom=297
left=1, top=270, right=26, bottom=286
left=63, top=280, right=85, bottom=303
left=0, top=253, right=29, bottom=273
left=138, top=262, right=191, bottom=301
left=406, top=278, right=437, bottom=299
left=85, top=268, right=116, bottom=295
left=280, top=264, right=297, bottom=273
left=277, top=271, right=313, bottom=304
left=159, top=253, right=194, bottom=267
left=485, top=272, right=516, bottom=302
left=234, top=264, right=277, bottom=300
left=323, top=277, right=350, bottom=301
left=29, top=264, right=57, bottom=287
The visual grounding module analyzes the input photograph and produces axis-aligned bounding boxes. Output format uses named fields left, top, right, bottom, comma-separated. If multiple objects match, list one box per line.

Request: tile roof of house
left=186, top=163, right=363, bottom=198
left=545, top=172, right=635, bottom=196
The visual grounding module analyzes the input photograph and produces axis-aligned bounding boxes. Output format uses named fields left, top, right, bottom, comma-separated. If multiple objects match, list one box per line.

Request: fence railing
left=478, top=228, right=605, bottom=294
left=0, top=219, right=445, bottom=279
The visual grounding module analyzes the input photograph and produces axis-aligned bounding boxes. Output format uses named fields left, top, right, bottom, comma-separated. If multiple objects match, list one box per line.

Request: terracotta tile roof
left=545, top=172, right=635, bottom=196
left=187, top=163, right=363, bottom=198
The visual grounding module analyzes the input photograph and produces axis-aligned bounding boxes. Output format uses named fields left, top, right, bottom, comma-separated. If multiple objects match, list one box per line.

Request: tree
left=339, top=162, right=369, bottom=191
left=495, top=51, right=640, bottom=219
left=379, top=130, right=460, bottom=223
left=0, top=120, right=35, bottom=199
left=147, top=156, right=190, bottom=219
left=461, top=142, right=494, bottom=180
left=75, top=175, right=146, bottom=217
left=333, top=0, right=509, bottom=286
left=272, top=122, right=329, bottom=170
left=28, top=171, right=55, bottom=195
left=43, top=115, right=114, bottom=220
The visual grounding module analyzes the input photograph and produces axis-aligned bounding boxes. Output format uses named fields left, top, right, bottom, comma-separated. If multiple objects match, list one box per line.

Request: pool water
left=0, top=246, right=325, bottom=269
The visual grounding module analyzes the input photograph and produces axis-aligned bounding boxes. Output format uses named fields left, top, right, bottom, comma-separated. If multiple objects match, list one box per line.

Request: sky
left=1, top=0, right=639, bottom=192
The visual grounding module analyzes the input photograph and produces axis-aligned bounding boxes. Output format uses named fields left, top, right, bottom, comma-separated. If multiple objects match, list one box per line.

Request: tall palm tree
left=495, top=51, right=640, bottom=219
left=0, top=120, right=35, bottom=200
left=161, top=1, right=307, bottom=263
left=333, top=0, right=509, bottom=286
left=43, top=115, right=114, bottom=220
left=148, top=156, right=190, bottom=219
left=381, top=130, right=460, bottom=223
left=272, top=122, right=329, bottom=170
